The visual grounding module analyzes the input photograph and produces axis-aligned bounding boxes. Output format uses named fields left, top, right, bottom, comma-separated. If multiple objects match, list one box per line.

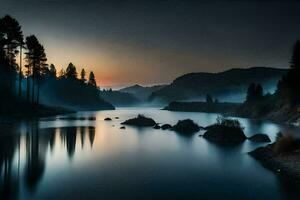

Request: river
left=0, top=107, right=299, bottom=200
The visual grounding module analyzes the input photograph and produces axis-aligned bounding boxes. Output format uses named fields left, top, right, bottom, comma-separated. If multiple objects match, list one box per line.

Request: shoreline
left=249, top=144, right=300, bottom=185
left=163, top=101, right=300, bottom=127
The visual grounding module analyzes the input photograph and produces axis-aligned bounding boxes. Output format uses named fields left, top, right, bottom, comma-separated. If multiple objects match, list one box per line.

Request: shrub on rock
left=121, top=114, right=156, bottom=127
left=172, top=119, right=200, bottom=134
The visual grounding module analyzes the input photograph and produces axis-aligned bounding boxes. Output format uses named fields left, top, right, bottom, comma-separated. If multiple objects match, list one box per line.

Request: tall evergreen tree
left=206, top=94, right=213, bottom=103
left=256, top=84, right=263, bottom=99
left=0, top=15, right=23, bottom=95
left=88, top=71, right=97, bottom=88
left=25, top=35, right=47, bottom=104
left=277, top=41, right=300, bottom=106
left=246, top=83, right=263, bottom=102
left=246, top=83, right=256, bottom=102
left=290, top=40, right=300, bottom=69
left=80, top=68, right=86, bottom=84
left=49, top=64, right=57, bottom=78
left=65, top=63, right=77, bottom=80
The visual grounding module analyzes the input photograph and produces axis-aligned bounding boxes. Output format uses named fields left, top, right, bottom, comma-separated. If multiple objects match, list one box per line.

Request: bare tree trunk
left=27, top=75, right=30, bottom=101
left=18, top=46, right=22, bottom=97
left=37, top=80, right=40, bottom=105
left=32, top=63, right=35, bottom=104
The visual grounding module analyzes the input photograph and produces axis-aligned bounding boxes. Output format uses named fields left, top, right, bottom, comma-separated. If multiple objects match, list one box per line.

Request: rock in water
left=104, top=117, right=112, bottom=121
left=161, top=124, right=172, bottom=130
left=172, top=119, right=200, bottom=134
left=121, top=115, right=156, bottom=127
left=153, top=124, right=161, bottom=129
left=203, top=125, right=246, bottom=144
left=248, top=134, right=271, bottom=143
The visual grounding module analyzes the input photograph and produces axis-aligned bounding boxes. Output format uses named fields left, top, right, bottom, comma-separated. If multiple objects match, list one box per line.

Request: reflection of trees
left=25, top=125, right=55, bottom=192
left=1, top=125, right=95, bottom=199
left=60, top=127, right=77, bottom=159
left=0, top=126, right=20, bottom=200
left=88, top=127, right=95, bottom=147
left=80, top=127, right=85, bottom=149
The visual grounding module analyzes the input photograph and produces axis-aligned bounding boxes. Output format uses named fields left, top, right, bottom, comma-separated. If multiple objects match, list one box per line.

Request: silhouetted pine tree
left=80, top=68, right=86, bottom=84
left=25, top=35, right=47, bottom=104
left=246, top=83, right=263, bottom=102
left=65, top=63, right=77, bottom=80
left=0, top=15, right=23, bottom=95
left=277, top=41, right=300, bottom=106
left=88, top=71, right=97, bottom=88
left=49, top=64, right=57, bottom=78
left=206, top=94, right=213, bottom=103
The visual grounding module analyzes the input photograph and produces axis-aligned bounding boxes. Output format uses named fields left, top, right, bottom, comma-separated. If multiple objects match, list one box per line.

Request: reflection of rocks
left=121, top=115, right=156, bottom=127
left=203, top=125, right=246, bottom=144
left=248, top=134, right=271, bottom=143
left=161, top=124, right=172, bottom=130
left=172, top=119, right=200, bottom=134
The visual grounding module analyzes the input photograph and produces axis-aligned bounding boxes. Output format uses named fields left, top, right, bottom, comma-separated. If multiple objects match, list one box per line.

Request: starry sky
left=1, top=0, right=300, bottom=88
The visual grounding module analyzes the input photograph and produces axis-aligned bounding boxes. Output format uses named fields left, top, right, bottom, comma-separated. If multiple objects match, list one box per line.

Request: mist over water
left=1, top=107, right=300, bottom=200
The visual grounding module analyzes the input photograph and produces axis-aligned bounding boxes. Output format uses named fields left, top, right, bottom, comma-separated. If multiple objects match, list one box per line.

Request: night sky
left=1, top=0, right=300, bottom=88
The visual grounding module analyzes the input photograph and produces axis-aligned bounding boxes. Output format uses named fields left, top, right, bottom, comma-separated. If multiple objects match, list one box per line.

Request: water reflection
left=0, top=124, right=95, bottom=200
left=1, top=108, right=300, bottom=200
left=0, top=125, right=20, bottom=200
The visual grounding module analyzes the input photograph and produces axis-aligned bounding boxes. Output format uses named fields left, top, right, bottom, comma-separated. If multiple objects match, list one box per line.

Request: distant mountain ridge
left=100, top=90, right=141, bottom=107
left=119, top=84, right=166, bottom=101
left=149, top=67, right=288, bottom=103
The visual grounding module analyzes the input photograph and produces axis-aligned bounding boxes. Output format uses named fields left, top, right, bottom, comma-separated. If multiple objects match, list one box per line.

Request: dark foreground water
left=1, top=108, right=300, bottom=200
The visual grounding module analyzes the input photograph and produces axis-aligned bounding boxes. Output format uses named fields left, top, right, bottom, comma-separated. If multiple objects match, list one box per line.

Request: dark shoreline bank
left=163, top=101, right=240, bottom=114
left=0, top=104, right=75, bottom=120
left=163, top=101, right=300, bottom=126
left=249, top=143, right=300, bottom=185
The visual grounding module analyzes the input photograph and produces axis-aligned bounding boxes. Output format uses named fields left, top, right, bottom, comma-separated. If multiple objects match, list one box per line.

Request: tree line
left=245, top=40, right=300, bottom=107
left=0, top=15, right=99, bottom=105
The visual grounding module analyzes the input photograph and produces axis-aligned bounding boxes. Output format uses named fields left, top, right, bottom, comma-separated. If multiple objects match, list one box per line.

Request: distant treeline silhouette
left=237, top=41, right=300, bottom=120
left=0, top=15, right=114, bottom=114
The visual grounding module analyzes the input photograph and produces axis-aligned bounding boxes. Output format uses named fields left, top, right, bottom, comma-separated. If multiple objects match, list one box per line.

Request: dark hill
left=100, top=90, right=141, bottom=107
left=119, top=84, right=166, bottom=101
left=149, top=67, right=287, bottom=103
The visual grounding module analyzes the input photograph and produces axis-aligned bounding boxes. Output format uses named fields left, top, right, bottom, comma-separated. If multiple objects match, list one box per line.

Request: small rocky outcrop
left=153, top=124, right=161, bottom=129
left=104, top=117, right=112, bottom=121
left=161, top=124, right=172, bottom=130
left=172, top=119, right=200, bottom=134
left=120, top=126, right=126, bottom=129
left=203, top=125, right=246, bottom=144
left=121, top=115, right=156, bottom=127
left=248, top=133, right=271, bottom=143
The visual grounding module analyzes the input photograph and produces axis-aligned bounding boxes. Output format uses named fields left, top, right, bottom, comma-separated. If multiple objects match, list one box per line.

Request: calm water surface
left=1, top=107, right=300, bottom=200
